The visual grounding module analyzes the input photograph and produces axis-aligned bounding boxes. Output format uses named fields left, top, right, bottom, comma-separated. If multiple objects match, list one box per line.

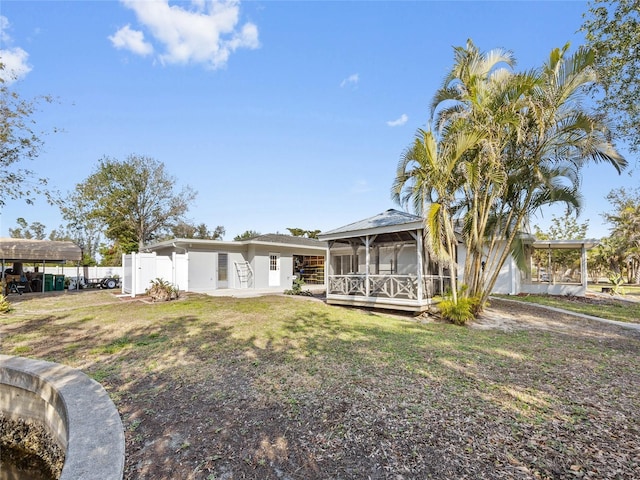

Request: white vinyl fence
left=122, top=252, right=186, bottom=297
left=25, top=265, right=121, bottom=279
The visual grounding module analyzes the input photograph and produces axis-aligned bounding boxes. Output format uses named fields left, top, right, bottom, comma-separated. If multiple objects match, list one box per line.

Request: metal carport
left=0, top=238, right=82, bottom=293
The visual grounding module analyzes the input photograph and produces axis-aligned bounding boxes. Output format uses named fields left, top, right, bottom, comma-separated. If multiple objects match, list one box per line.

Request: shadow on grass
left=3, top=294, right=640, bottom=480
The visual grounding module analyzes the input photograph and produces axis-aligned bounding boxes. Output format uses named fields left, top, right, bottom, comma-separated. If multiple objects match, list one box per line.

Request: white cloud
left=386, top=114, right=408, bottom=127
left=0, top=16, right=9, bottom=43
left=340, top=73, right=359, bottom=88
left=109, top=24, right=154, bottom=56
left=113, top=0, right=259, bottom=69
left=0, top=16, right=32, bottom=84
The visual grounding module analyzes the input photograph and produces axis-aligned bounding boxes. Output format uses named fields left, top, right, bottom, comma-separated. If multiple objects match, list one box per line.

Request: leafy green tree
left=286, top=228, right=321, bottom=239
left=47, top=228, right=73, bottom=242
left=171, top=221, right=225, bottom=240
left=582, top=0, right=640, bottom=152
left=98, top=242, right=124, bottom=267
left=74, top=155, right=196, bottom=252
left=588, top=236, right=628, bottom=282
left=0, top=66, right=57, bottom=206
left=8, top=217, right=47, bottom=239
left=234, top=230, right=260, bottom=241
left=59, top=184, right=106, bottom=264
left=603, top=187, right=640, bottom=282
left=286, top=228, right=306, bottom=237
left=533, top=210, right=589, bottom=281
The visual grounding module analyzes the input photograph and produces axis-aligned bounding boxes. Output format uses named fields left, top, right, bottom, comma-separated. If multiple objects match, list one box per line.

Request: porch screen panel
left=378, top=246, right=395, bottom=274
left=396, top=243, right=417, bottom=275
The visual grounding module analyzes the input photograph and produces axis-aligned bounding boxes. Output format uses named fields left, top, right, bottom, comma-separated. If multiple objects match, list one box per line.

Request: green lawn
left=2, top=291, right=639, bottom=479
left=503, top=291, right=640, bottom=323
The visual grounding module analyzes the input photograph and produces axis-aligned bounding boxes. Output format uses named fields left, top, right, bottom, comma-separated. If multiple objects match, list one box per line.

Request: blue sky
left=1, top=0, right=637, bottom=242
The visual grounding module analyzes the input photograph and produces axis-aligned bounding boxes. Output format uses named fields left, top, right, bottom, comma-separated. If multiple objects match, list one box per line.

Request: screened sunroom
left=318, top=209, right=453, bottom=312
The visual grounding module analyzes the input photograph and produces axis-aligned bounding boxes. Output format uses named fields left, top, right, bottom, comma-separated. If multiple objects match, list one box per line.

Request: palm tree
left=430, top=41, right=627, bottom=306
left=392, top=127, right=482, bottom=304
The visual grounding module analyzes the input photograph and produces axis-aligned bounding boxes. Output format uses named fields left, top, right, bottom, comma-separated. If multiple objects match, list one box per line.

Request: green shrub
left=438, top=297, right=476, bottom=325
left=0, top=294, right=11, bottom=313
left=608, top=274, right=626, bottom=295
left=145, top=278, right=180, bottom=302
left=284, top=277, right=313, bottom=296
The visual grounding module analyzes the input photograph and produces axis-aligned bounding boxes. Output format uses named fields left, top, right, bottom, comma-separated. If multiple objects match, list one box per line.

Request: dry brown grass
left=2, top=291, right=639, bottom=479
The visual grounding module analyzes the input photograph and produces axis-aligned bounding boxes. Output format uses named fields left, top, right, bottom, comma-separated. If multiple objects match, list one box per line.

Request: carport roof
left=0, top=238, right=82, bottom=263
left=531, top=239, right=599, bottom=250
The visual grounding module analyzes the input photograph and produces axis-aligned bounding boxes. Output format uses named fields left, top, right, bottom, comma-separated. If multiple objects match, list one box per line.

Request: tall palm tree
left=429, top=41, right=626, bottom=306
left=392, top=127, right=482, bottom=304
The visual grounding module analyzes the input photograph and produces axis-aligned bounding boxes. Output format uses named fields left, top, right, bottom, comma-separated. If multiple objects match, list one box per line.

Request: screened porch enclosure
left=324, top=229, right=452, bottom=312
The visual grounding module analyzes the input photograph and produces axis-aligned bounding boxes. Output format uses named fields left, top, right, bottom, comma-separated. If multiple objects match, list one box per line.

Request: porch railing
left=369, top=275, right=418, bottom=299
left=328, top=275, right=366, bottom=296
left=328, top=274, right=452, bottom=300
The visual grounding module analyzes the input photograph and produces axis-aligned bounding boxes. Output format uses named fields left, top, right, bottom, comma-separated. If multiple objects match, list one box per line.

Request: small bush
left=438, top=297, right=476, bottom=325
left=284, top=277, right=313, bottom=296
left=0, top=294, right=11, bottom=313
left=608, top=274, right=626, bottom=295
left=145, top=278, right=180, bottom=302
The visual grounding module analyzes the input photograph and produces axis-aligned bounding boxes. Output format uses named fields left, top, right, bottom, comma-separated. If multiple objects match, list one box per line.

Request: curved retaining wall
left=0, top=355, right=125, bottom=480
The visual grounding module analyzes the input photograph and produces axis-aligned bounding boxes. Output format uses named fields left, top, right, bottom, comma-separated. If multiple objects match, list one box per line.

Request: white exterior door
left=268, top=253, right=280, bottom=287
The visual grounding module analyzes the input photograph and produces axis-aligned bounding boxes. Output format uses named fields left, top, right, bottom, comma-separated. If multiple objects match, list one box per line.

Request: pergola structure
left=318, top=210, right=452, bottom=312
left=519, top=239, right=598, bottom=296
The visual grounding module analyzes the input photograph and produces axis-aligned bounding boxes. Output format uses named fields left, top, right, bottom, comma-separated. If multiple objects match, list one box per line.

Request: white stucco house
left=318, top=209, right=596, bottom=312
left=122, top=234, right=326, bottom=297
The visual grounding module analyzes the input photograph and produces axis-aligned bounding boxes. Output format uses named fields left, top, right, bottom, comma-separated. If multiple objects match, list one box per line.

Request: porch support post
left=325, top=242, right=332, bottom=287
left=365, top=236, right=370, bottom=297
left=416, top=229, right=424, bottom=301
left=581, top=243, right=588, bottom=289
left=351, top=242, right=359, bottom=273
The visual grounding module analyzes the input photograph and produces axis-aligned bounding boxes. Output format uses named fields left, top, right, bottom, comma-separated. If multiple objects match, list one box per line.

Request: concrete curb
left=0, top=355, right=125, bottom=480
left=491, top=296, right=640, bottom=332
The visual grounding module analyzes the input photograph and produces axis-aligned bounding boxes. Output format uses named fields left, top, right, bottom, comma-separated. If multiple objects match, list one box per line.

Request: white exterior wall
left=489, top=256, right=518, bottom=295
left=228, top=252, right=247, bottom=289
left=280, top=255, right=294, bottom=288
left=455, top=246, right=466, bottom=286
left=187, top=251, right=217, bottom=292
left=249, top=247, right=297, bottom=289
left=124, top=240, right=324, bottom=296
left=251, top=249, right=271, bottom=289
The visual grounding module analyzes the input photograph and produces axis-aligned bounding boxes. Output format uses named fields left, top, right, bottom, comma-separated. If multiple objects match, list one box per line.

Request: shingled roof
left=241, top=233, right=325, bottom=248
left=319, top=209, right=423, bottom=240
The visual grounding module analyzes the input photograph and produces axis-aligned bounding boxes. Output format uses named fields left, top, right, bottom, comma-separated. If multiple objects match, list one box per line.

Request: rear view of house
left=122, top=234, right=326, bottom=296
